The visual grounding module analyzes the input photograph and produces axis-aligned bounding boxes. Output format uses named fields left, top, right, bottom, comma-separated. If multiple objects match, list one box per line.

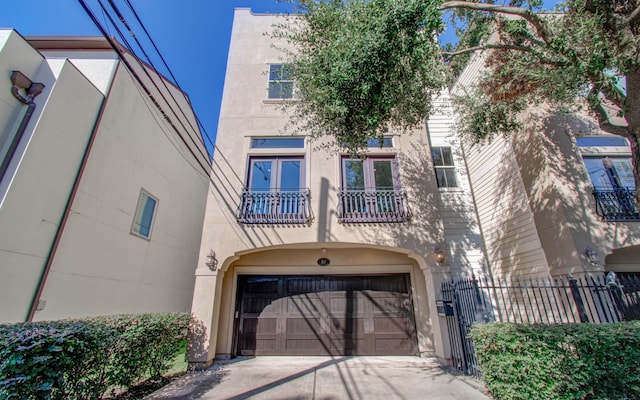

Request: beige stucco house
left=189, top=9, right=485, bottom=367
left=0, top=30, right=210, bottom=323
left=451, top=45, right=640, bottom=281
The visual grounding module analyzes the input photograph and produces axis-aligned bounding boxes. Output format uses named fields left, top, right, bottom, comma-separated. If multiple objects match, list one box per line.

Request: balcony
left=593, top=188, right=640, bottom=222
left=237, top=189, right=311, bottom=224
left=337, top=188, right=412, bottom=223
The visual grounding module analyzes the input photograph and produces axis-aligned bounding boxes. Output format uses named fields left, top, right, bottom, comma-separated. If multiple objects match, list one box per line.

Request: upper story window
left=431, top=147, right=457, bottom=188
left=338, top=156, right=411, bottom=223
left=268, top=64, right=294, bottom=99
left=131, top=189, right=158, bottom=239
left=237, top=156, right=311, bottom=224
left=366, top=137, right=393, bottom=148
left=578, top=135, right=638, bottom=221
left=251, top=137, right=304, bottom=149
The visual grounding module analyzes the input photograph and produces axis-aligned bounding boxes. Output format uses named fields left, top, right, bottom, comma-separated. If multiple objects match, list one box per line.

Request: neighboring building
left=451, top=48, right=640, bottom=280
left=189, top=9, right=484, bottom=366
left=0, top=30, right=210, bottom=323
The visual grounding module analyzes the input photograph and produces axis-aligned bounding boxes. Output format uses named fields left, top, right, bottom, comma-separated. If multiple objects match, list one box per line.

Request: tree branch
left=588, top=87, right=630, bottom=138
left=588, top=73, right=627, bottom=111
left=439, top=1, right=552, bottom=43
left=625, top=4, right=640, bottom=26
left=444, top=44, right=567, bottom=66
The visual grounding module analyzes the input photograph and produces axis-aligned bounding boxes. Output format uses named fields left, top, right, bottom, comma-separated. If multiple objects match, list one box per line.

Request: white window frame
left=267, top=64, right=294, bottom=99
left=431, top=146, right=458, bottom=188
left=131, top=188, right=158, bottom=240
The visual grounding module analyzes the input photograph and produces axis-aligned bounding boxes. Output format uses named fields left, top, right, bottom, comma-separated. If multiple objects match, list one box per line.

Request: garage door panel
left=286, top=295, right=324, bottom=315
left=329, top=296, right=368, bottom=314
left=237, top=275, right=417, bottom=356
left=286, top=317, right=322, bottom=334
left=243, top=296, right=279, bottom=313
left=373, top=316, right=413, bottom=334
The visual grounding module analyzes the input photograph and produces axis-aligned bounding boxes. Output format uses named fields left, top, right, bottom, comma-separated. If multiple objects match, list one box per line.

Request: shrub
left=0, top=313, right=192, bottom=400
left=470, top=322, right=640, bottom=400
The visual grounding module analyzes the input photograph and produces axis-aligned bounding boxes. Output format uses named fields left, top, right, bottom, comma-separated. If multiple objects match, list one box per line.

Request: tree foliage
left=277, top=0, right=640, bottom=201
left=447, top=0, right=640, bottom=200
left=274, top=0, right=447, bottom=153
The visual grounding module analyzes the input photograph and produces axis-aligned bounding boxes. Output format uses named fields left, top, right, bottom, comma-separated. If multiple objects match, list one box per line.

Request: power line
left=77, top=0, right=212, bottom=175
left=100, top=0, right=209, bottom=156
left=111, top=0, right=216, bottom=155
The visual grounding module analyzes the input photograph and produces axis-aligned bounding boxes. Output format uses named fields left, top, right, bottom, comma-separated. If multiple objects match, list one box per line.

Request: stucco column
left=422, top=265, right=450, bottom=362
left=188, top=266, right=224, bottom=369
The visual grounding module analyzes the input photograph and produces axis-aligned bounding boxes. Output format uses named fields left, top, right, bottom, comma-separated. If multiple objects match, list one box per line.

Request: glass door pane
left=372, top=160, right=394, bottom=190
left=279, top=159, right=302, bottom=215
left=372, top=160, right=396, bottom=213
left=250, top=161, right=273, bottom=191
left=344, top=160, right=365, bottom=189
left=343, top=159, right=366, bottom=214
left=279, top=160, right=301, bottom=191
left=249, top=160, right=273, bottom=215
left=583, top=158, right=611, bottom=190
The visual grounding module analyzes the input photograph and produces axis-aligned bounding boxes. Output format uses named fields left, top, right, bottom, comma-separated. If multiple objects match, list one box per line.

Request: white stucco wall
left=190, top=9, right=484, bottom=365
left=0, top=31, right=104, bottom=322
left=0, top=31, right=210, bottom=322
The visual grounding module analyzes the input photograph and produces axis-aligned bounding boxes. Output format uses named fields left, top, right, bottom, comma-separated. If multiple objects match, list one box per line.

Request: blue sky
left=0, top=1, right=295, bottom=151
left=2, top=1, right=557, bottom=152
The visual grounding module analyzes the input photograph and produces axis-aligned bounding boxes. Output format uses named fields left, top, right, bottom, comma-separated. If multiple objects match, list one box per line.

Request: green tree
left=276, top=0, right=640, bottom=202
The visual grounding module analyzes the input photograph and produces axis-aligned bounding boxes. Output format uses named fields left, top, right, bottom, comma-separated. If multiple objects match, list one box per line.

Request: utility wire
left=78, top=0, right=211, bottom=175
left=118, top=0, right=216, bottom=155
left=95, top=0, right=211, bottom=168
left=103, top=0, right=213, bottom=157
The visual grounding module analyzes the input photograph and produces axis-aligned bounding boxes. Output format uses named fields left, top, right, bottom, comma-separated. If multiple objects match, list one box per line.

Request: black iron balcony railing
left=237, top=189, right=311, bottom=224
left=337, top=188, right=411, bottom=223
left=593, top=188, right=640, bottom=222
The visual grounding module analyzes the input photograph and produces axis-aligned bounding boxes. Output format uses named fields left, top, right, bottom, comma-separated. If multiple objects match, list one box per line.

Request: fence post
left=568, top=275, right=589, bottom=323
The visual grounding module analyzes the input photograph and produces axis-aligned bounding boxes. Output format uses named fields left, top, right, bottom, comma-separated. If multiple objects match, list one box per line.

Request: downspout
left=0, top=71, right=45, bottom=181
left=25, top=66, right=117, bottom=322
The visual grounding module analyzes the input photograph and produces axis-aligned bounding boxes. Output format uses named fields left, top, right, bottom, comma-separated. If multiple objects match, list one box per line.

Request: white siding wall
left=451, top=50, right=550, bottom=279
left=427, top=93, right=484, bottom=277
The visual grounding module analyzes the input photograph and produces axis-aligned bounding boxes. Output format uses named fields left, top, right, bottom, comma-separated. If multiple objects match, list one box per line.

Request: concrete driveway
left=145, top=356, right=489, bottom=400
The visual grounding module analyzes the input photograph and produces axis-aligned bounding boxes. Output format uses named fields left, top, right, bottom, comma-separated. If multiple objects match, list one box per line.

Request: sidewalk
left=145, top=356, right=489, bottom=400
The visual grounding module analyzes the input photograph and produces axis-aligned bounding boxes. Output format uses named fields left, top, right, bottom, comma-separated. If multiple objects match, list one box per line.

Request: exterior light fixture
left=205, top=249, right=217, bottom=271
left=10, top=71, right=45, bottom=99
left=434, top=247, right=445, bottom=264
left=2, top=71, right=46, bottom=181
left=584, top=247, right=599, bottom=266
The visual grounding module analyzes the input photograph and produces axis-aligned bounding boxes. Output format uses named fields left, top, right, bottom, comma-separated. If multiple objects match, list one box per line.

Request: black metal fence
left=439, top=272, right=640, bottom=378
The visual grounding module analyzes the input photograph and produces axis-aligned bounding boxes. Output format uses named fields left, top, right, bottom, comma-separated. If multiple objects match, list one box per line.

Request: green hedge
left=470, top=322, right=640, bottom=400
left=0, top=313, right=192, bottom=400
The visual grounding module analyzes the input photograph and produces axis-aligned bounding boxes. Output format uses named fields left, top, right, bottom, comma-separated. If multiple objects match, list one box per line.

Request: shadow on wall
left=354, top=141, right=481, bottom=276
left=209, top=146, right=288, bottom=250
left=513, top=108, right=640, bottom=273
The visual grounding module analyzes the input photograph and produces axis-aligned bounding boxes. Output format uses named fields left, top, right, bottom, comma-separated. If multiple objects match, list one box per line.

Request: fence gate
left=439, top=273, right=640, bottom=378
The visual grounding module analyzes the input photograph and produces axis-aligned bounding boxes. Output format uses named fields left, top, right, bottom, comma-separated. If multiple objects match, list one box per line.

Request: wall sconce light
left=205, top=249, right=217, bottom=271
left=434, top=247, right=445, bottom=264
left=10, top=70, right=45, bottom=100
left=584, top=247, right=599, bottom=266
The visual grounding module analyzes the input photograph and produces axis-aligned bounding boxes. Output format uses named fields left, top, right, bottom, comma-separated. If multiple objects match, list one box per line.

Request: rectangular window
left=268, top=64, right=294, bottom=99
left=583, top=156, right=635, bottom=191
left=583, top=155, right=639, bottom=221
left=431, top=147, right=457, bottom=188
left=131, top=189, right=158, bottom=239
left=338, top=156, right=410, bottom=222
left=238, top=156, right=310, bottom=223
left=577, top=136, right=629, bottom=148
left=366, top=137, right=393, bottom=148
left=251, top=137, right=305, bottom=149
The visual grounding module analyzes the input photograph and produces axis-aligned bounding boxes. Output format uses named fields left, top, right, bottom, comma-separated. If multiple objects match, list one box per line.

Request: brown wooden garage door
left=235, top=275, right=417, bottom=356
